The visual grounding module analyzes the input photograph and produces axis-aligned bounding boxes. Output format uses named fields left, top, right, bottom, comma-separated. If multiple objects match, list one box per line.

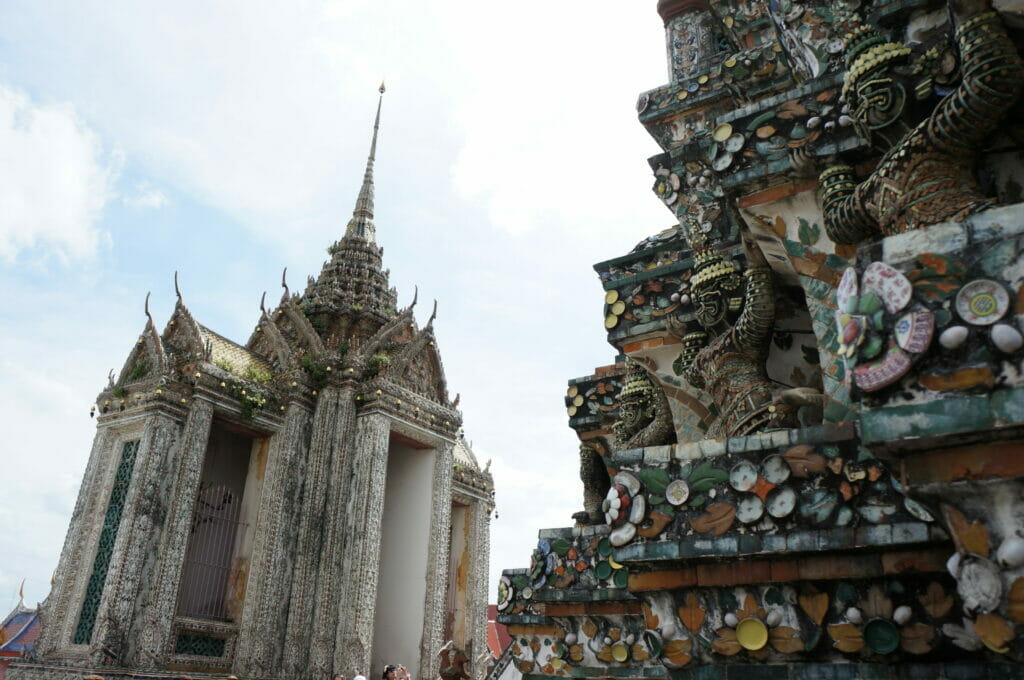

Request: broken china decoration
left=834, top=253, right=1024, bottom=394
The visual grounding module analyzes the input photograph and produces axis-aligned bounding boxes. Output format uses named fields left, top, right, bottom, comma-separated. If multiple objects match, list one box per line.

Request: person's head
left=383, top=666, right=397, bottom=680
left=333, top=674, right=345, bottom=680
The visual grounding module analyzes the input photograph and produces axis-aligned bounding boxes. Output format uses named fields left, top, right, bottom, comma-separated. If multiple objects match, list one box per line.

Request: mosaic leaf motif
left=690, top=503, right=737, bottom=535
left=662, top=638, right=692, bottom=666
left=918, top=582, right=953, bottom=619
left=713, top=627, right=742, bottom=655
left=737, top=593, right=766, bottom=620
left=942, top=618, right=982, bottom=651
left=769, top=626, right=804, bottom=654
left=899, top=623, right=935, bottom=655
left=783, top=444, right=827, bottom=476
left=631, top=642, right=650, bottom=661
left=638, top=467, right=670, bottom=495
left=861, top=585, right=893, bottom=619
left=798, top=218, right=821, bottom=246
left=1007, top=578, right=1024, bottom=623
left=799, top=591, right=829, bottom=625
left=643, top=602, right=660, bottom=630
left=828, top=623, right=865, bottom=653
left=678, top=593, right=706, bottom=633
left=688, top=461, right=729, bottom=491
left=942, top=504, right=990, bottom=556
left=638, top=511, right=673, bottom=538
left=974, top=613, right=1014, bottom=652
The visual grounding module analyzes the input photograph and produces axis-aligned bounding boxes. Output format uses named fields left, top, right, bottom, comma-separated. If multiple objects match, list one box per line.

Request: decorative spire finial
left=344, top=86, right=385, bottom=242
left=174, top=271, right=182, bottom=303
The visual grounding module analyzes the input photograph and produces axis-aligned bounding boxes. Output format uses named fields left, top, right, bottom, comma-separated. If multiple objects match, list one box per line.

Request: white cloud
left=123, top=182, right=168, bottom=209
left=0, top=83, right=116, bottom=263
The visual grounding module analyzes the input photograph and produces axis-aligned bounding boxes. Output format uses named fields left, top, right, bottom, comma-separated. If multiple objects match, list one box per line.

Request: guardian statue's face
left=851, top=67, right=914, bottom=151
left=695, top=288, right=727, bottom=332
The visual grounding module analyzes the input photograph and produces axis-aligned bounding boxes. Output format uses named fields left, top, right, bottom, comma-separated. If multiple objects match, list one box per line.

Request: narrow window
left=74, top=439, right=141, bottom=644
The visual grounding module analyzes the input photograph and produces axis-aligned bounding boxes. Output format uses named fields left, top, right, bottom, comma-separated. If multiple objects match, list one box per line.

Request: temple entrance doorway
left=372, top=432, right=437, bottom=680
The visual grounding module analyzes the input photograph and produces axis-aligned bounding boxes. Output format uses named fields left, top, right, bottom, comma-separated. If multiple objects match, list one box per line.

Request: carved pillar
left=233, top=402, right=313, bottom=677
left=332, top=412, right=391, bottom=675
left=417, top=440, right=454, bottom=680
left=659, top=0, right=716, bottom=83
left=465, top=497, right=492, bottom=680
left=306, top=385, right=360, bottom=678
left=133, top=400, right=214, bottom=665
left=33, top=425, right=114, bottom=657
left=95, top=413, right=181, bottom=666
left=282, top=386, right=343, bottom=677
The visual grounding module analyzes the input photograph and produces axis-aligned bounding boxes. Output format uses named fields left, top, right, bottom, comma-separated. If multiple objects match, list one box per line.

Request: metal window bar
left=177, top=484, right=246, bottom=621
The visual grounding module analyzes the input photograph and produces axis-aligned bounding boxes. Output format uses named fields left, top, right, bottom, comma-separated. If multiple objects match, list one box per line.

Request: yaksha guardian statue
left=819, top=0, right=1024, bottom=243
left=678, top=234, right=797, bottom=438
left=612, top=361, right=675, bottom=449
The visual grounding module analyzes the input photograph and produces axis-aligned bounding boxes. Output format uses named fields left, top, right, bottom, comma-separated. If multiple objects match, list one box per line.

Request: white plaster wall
left=372, top=441, right=438, bottom=680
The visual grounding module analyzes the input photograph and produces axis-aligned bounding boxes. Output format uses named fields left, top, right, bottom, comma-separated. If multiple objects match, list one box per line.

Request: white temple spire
left=344, top=83, right=385, bottom=242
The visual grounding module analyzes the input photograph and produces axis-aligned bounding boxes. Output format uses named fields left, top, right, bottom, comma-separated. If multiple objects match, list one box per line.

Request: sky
left=0, top=0, right=673, bottom=612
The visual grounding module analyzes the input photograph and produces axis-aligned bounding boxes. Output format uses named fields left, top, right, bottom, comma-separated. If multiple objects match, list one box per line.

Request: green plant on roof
left=127, top=358, right=151, bottom=382
left=365, top=352, right=391, bottom=378
left=301, top=353, right=328, bottom=387
left=243, top=366, right=273, bottom=384
left=214, top=359, right=237, bottom=374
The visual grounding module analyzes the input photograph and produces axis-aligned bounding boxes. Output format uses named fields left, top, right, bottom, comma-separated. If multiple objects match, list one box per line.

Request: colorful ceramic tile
left=956, top=279, right=1009, bottom=325
left=853, top=344, right=912, bottom=392
left=894, top=310, right=934, bottom=353
left=862, top=262, right=912, bottom=314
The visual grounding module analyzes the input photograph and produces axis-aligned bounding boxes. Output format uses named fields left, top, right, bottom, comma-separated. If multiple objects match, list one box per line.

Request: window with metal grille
left=174, top=633, right=226, bottom=657
left=176, top=423, right=254, bottom=621
left=74, top=439, right=141, bottom=644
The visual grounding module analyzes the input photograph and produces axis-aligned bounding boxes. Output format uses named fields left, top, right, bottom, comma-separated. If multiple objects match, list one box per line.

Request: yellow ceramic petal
left=605, top=290, right=619, bottom=304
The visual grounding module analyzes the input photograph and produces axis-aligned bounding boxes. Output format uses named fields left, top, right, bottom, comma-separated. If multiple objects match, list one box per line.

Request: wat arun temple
left=8, top=0, right=1024, bottom=678
left=491, top=0, right=1024, bottom=678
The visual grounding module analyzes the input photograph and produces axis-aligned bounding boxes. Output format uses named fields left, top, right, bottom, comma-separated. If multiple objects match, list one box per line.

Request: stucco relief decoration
left=672, top=231, right=798, bottom=437
left=940, top=505, right=1024, bottom=654
left=602, top=472, right=647, bottom=547
left=834, top=251, right=1024, bottom=395
left=818, top=0, right=1024, bottom=244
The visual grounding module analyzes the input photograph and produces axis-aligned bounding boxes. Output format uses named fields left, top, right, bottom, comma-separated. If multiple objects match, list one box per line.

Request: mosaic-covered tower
left=11, top=89, right=494, bottom=680
left=495, top=0, right=1024, bottom=677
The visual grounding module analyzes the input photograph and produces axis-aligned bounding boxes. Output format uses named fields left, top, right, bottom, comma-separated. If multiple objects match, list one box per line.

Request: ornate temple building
left=8, top=89, right=494, bottom=680
left=495, top=0, right=1024, bottom=677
